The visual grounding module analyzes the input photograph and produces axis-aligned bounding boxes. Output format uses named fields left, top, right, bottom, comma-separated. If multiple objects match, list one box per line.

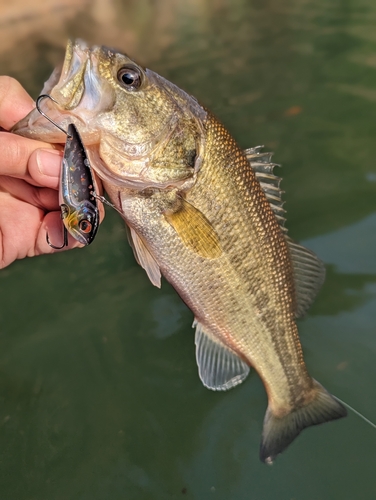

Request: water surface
left=1, top=0, right=376, bottom=498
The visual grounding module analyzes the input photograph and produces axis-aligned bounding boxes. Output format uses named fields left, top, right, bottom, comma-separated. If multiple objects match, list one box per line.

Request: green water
left=1, top=0, right=376, bottom=498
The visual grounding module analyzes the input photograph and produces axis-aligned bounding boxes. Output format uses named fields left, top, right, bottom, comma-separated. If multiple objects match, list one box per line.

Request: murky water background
left=1, top=0, right=376, bottom=498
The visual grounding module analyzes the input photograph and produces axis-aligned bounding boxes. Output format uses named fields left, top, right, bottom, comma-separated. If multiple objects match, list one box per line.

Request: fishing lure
left=36, top=95, right=99, bottom=248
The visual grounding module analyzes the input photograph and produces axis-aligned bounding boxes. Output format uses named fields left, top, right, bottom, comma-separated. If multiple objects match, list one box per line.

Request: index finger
left=0, top=76, right=35, bottom=130
left=0, top=132, right=57, bottom=183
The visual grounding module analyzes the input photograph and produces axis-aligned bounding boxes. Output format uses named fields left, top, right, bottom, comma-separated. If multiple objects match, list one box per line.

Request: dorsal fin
left=244, top=146, right=325, bottom=317
left=244, top=146, right=287, bottom=232
left=286, top=236, right=326, bottom=318
left=194, top=319, right=250, bottom=390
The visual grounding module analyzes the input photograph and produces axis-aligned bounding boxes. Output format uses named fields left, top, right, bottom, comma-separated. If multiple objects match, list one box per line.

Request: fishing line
left=334, top=396, right=376, bottom=430
left=90, top=192, right=124, bottom=216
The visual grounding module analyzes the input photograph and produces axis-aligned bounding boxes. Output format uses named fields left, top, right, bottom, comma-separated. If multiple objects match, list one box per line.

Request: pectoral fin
left=194, top=320, right=250, bottom=390
left=164, top=198, right=222, bottom=259
left=127, top=226, right=161, bottom=288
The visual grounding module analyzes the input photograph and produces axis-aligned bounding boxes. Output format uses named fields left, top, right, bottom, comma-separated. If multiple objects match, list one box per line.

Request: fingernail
left=37, top=149, right=62, bottom=177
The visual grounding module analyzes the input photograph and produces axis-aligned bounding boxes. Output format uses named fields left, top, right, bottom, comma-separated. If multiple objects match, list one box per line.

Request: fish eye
left=117, top=66, right=143, bottom=91
left=79, top=219, right=92, bottom=233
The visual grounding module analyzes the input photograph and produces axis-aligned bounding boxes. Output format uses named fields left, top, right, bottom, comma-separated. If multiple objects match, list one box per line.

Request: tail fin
left=260, top=380, right=347, bottom=464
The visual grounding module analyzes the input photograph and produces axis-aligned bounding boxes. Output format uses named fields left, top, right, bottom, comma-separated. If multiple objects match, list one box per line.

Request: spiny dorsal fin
left=126, top=226, right=162, bottom=288
left=244, top=146, right=287, bottom=232
left=244, top=146, right=325, bottom=317
left=285, top=236, right=326, bottom=318
left=194, top=319, right=250, bottom=390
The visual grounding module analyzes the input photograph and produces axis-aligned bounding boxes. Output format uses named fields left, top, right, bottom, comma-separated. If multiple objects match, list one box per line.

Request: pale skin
left=0, top=76, right=103, bottom=268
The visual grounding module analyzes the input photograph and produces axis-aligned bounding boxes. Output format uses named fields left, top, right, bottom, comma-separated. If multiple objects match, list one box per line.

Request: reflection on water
left=306, top=213, right=376, bottom=274
left=1, top=0, right=376, bottom=499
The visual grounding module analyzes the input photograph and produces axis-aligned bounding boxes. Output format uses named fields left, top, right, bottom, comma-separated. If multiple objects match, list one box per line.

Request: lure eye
left=79, top=219, right=92, bottom=233
left=117, top=66, right=143, bottom=90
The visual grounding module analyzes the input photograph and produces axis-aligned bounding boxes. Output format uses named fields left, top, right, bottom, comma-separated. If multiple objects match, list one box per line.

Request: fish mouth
left=12, top=39, right=114, bottom=145
left=12, top=39, right=205, bottom=190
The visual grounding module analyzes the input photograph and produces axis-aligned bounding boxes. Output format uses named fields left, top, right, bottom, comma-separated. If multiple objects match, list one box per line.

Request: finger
left=0, top=194, right=81, bottom=268
left=0, top=176, right=60, bottom=211
left=0, top=132, right=60, bottom=185
left=29, top=148, right=62, bottom=189
left=0, top=77, right=35, bottom=129
left=30, top=154, right=107, bottom=222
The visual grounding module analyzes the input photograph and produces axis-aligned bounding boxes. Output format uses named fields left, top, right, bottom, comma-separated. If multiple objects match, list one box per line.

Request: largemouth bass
left=13, top=39, right=346, bottom=463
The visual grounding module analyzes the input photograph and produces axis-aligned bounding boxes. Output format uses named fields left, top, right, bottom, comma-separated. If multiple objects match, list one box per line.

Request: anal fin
left=194, top=320, right=250, bottom=391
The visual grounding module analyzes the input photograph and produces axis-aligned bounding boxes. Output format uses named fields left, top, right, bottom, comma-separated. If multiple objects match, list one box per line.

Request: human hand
left=0, top=76, right=85, bottom=269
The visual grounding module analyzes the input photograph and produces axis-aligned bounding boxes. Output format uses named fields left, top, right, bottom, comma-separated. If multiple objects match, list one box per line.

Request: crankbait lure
left=36, top=94, right=99, bottom=248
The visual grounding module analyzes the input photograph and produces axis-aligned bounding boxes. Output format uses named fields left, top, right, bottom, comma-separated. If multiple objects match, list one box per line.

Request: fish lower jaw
left=12, top=107, right=101, bottom=145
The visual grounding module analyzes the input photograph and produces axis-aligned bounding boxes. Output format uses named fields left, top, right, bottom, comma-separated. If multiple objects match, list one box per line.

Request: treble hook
left=36, top=94, right=72, bottom=138
left=36, top=94, right=71, bottom=249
